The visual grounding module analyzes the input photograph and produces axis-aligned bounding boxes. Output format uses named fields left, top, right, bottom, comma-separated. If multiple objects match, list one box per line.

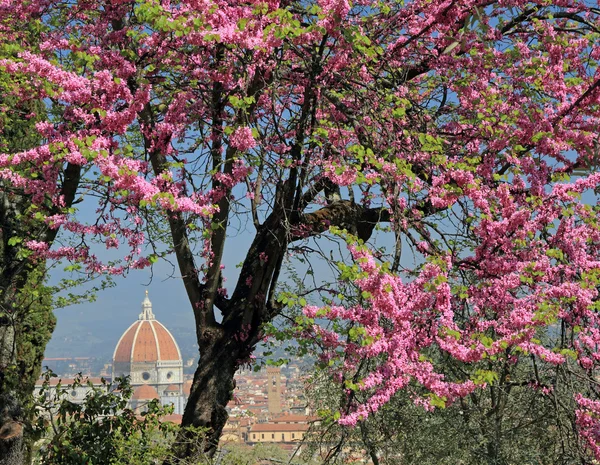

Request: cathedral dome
left=112, top=291, right=185, bottom=415
left=113, top=291, right=182, bottom=364
left=132, top=385, right=160, bottom=400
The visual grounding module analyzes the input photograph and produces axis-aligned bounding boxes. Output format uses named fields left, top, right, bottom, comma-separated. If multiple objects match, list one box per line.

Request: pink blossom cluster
left=229, top=127, right=257, bottom=152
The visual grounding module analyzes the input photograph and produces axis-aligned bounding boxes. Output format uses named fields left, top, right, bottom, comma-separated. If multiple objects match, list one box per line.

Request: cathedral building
left=112, top=291, right=186, bottom=414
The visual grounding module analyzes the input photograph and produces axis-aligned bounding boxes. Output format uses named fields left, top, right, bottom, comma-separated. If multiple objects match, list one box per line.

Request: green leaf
left=428, top=394, right=447, bottom=408
left=238, top=18, right=249, bottom=31
left=8, top=236, right=22, bottom=246
left=471, top=369, right=499, bottom=386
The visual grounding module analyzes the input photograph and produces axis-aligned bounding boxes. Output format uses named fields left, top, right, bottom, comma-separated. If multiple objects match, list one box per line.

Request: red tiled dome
left=113, top=320, right=181, bottom=363
left=113, top=292, right=181, bottom=364
left=132, top=385, right=160, bottom=400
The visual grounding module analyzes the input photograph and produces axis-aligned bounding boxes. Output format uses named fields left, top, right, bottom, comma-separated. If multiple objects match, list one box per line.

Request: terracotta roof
left=113, top=324, right=138, bottom=362
left=132, top=385, right=160, bottom=400
left=136, top=413, right=182, bottom=424
left=249, top=423, right=310, bottom=433
left=132, top=322, right=158, bottom=361
left=164, top=384, right=180, bottom=392
left=271, top=414, right=317, bottom=423
left=227, top=417, right=253, bottom=427
left=113, top=320, right=181, bottom=363
left=162, top=414, right=182, bottom=424
left=153, top=323, right=180, bottom=360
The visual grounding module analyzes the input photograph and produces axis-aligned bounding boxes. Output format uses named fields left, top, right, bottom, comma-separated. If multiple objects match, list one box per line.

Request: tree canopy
left=2, top=0, right=600, bottom=462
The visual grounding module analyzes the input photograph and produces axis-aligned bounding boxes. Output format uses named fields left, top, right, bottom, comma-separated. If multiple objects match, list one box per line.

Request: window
left=292, top=433, right=295, bottom=439
left=271, top=434, right=275, bottom=439
left=261, top=434, right=264, bottom=439
left=142, top=372, right=151, bottom=381
left=253, top=434, right=256, bottom=439
left=282, top=434, right=285, bottom=440
left=166, top=372, right=173, bottom=380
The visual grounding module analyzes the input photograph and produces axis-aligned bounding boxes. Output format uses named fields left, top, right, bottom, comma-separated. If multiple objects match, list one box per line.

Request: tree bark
left=0, top=391, right=23, bottom=465
left=170, top=330, right=248, bottom=461
left=0, top=189, right=28, bottom=465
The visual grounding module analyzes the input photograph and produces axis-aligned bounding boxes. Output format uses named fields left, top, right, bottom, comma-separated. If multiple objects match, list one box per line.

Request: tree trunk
left=0, top=389, right=23, bottom=465
left=164, top=201, right=389, bottom=462
left=169, top=329, right=247, bottom=462
left=0, top=298, right=24, bottom=465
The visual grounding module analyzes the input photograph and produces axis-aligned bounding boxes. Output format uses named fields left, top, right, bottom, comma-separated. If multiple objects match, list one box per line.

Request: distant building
left=34, top=377, right=107, bottom=404
left=271, top=414, right=317, bottom=424
left=112, top=291, right=186, bottom=414
left=267, top=367, right=282, bottom=414
left=221, top=417, right=253, bottom=443
left=247, top=422, right=309, bottom=444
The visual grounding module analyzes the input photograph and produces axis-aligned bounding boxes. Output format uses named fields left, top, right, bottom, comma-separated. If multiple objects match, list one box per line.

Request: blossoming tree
left=3, top=0, right=600, bottom=462
left=0, top=17, right=86, bottom=463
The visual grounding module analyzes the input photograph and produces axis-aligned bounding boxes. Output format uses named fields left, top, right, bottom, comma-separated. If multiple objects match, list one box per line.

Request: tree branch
left=140, top=104, right=211, bottom=329
left=292, top=200, right=391, bottom=243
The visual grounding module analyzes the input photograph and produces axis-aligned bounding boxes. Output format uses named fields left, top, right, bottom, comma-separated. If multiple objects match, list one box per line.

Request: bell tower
left=267, top=367, right=282, bottom=414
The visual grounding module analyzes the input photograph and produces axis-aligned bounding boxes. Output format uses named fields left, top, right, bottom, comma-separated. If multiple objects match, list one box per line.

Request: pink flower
left=416, top=241, right=430, bottom=253
left=230, top=127, right=256, bottom=151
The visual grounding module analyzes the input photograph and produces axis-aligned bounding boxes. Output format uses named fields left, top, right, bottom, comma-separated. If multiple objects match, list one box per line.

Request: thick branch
left=292, top=200, right=391, bottom=243
left=140, top=105, right=211, bottom=329
left=298, top=175, right=341, bottom=210
left=204, top=57, right=271, bottom=315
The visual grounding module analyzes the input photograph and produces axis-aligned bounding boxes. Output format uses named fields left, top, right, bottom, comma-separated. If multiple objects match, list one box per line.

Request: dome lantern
left=139, top=290, right=155, bottom=320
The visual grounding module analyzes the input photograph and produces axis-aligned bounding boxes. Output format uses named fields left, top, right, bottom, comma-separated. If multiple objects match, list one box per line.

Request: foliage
left=302, top=334, right=592, bottom=464
left=3, top=0, right=600, bottom=460
left=32, top=373, right=304, bottom=465
left=12, top=272, right=56, bottom=419
left=219, top=443, right=291, bottom=465
left=33, top=373, right=178, bottom=465
left=0, top=14, right=116, bottom=463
